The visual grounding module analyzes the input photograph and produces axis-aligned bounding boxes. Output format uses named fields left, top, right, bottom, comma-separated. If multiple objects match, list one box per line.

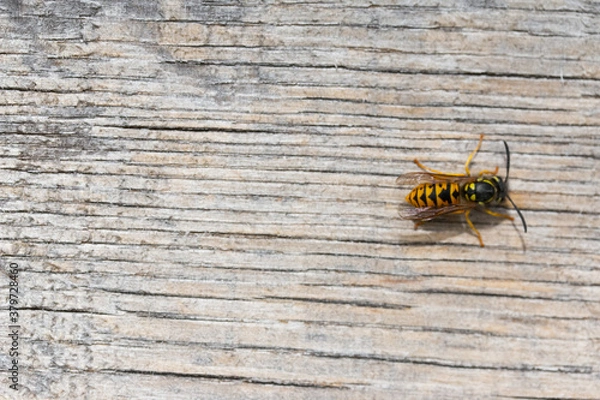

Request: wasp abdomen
left=405, top=182, right=461, bottom=208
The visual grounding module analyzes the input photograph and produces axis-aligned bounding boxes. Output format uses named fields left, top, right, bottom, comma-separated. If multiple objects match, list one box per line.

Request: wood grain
left=0, top=1, right=598, bottom=399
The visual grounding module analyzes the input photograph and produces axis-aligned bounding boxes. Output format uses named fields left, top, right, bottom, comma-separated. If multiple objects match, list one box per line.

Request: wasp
left=396, top=135, right=527, bottom=247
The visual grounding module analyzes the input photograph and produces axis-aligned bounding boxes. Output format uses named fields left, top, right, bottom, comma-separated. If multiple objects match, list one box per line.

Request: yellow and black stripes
left=405, top=182, right=461, bottom=208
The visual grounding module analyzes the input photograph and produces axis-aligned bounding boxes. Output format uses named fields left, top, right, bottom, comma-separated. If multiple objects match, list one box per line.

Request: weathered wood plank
left=0, top=1, right=598, bottom=399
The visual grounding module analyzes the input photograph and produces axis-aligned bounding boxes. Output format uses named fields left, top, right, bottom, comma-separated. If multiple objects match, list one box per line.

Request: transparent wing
left=398, top=203, right=477, bottom=221
left=395, top=172, right=438, bottom=185
left=396, top=172, right=472, bottom=186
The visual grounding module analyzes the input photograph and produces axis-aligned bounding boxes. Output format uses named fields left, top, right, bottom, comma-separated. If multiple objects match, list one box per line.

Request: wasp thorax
left=464, top=176, right=505, bottom=204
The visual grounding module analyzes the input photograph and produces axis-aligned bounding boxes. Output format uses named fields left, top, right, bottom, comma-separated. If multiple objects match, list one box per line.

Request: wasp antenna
left=503, top=140, right=511, bottom=181
left=506, top=194, right=527, bottom=233
left=503, top=141, right=526, bottom=232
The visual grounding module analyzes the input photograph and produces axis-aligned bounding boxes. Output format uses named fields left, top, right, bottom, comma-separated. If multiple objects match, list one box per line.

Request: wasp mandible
left=396, top=135, right=527, bottom=247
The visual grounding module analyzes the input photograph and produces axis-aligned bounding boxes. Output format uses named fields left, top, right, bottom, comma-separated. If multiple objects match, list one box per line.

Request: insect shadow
left=398, top=208, right=525, bottom=248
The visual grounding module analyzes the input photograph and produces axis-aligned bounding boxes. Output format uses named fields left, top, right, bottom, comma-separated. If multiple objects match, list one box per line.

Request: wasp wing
left=395, top=172, right=438, bottom=185
left=396, top=172, right=472, bottom=186
left=398, top=203, right=477, bottom=221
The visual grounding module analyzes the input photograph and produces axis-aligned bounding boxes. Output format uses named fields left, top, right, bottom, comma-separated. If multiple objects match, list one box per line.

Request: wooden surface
left=0, top=1, right=598, bottom=399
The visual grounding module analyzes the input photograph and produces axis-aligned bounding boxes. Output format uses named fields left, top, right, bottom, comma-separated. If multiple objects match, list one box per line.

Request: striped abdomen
left=405, top=182, right=461, bottom=208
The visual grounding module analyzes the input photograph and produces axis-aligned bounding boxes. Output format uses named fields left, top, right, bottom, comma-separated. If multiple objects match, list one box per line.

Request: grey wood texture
left=0, top=1, right=598, bottom=399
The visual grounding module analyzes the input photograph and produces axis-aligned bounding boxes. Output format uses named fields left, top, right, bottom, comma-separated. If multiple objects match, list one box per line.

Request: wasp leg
left=464, top=134, right=485, bottom=176
left=478, top=166, right=499, bottom=176
left=413, top=159, right=468, bottom=177
left=481, top=208, right=514, bottom=221
left=464, top=209, right=485, bottom=247
left=413, top=220, right=426, bottom=229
